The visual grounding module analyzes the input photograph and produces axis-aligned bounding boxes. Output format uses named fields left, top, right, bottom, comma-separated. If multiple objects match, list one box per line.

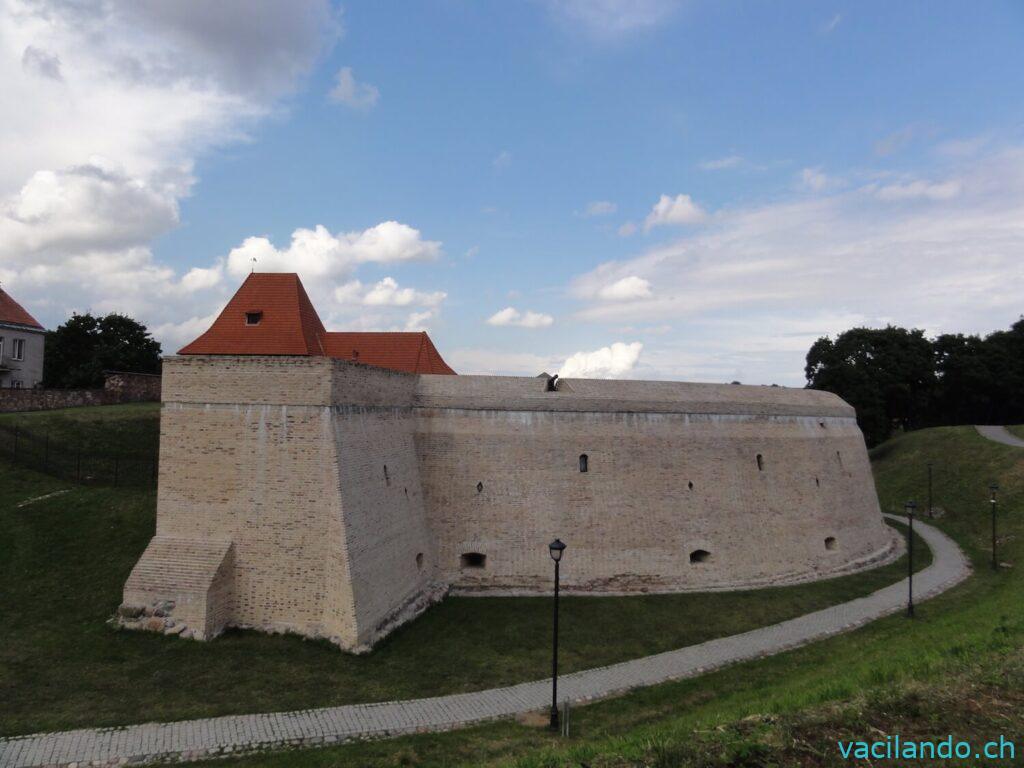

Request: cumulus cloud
left=618, top=220, right=638, bottom=237
left=405, top=310, right=434, bottom=331
left=362, top=277, right=446, bottom=307
left=597, top=276, right=652, bottom=301
left=487, top=307, right=555, bottom=328
left=874, top=179, right=961, bottom=201
left=0, top=0, right=340, bottom=345
left=580, top=200, right=617, bottom=217
left=328, top=67, right=380, bottom=110
left=225, top=222, right=442, bottom=279
left=559, top=342, right=643, bottom=379
left=643, top=193, right=706, bottom=231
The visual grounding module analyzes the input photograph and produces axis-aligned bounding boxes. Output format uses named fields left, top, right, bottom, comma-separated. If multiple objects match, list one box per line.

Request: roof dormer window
left=245, top=311, right=263, bottom=326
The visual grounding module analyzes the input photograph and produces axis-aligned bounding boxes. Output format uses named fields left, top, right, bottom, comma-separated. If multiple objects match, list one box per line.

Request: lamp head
left=548, top=538, right=566, bottom=562
left=904, top=500, right=917, bottom=515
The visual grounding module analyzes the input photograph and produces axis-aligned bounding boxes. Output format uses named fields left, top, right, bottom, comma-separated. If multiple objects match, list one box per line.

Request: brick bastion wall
left=121, top=356, right=900, bottom=652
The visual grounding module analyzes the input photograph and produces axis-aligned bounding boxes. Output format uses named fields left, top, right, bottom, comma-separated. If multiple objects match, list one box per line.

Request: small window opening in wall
left=836, top=450, right=843, bottom=467
left=819, top=421, right=827, bottom=429
left=689, top=549, right=711, bottom=564
left=416, top=553, right=424, bottom=569
left=825, top=536, right=838, bottom=551
left=404, top=487, right=408, bottom=497
left=245, top=311, right=263, bottom=325
left=460, top=552, right=486, bottom=569
left=815, top=477, right=820, bottom=488
left=579, top=453, right=589, bottom=473
left=688, top=480, right=694, bottom=491
left=476, top=481, right=483, bottom=493
left=756, top=453, right=764, bottom=471
left=383, top=465, right=390, bottom=486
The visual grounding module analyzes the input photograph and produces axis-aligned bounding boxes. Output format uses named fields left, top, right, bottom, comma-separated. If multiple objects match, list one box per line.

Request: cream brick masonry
left=121, top=356, right=899, bottom=651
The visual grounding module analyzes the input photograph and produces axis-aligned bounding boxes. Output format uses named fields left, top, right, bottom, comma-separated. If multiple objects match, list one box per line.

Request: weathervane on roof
left=251, top=256, right=257, bottom=274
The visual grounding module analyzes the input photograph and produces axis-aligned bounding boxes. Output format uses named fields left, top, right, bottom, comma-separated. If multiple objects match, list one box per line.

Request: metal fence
left=0, top=423, right=158, bottom=487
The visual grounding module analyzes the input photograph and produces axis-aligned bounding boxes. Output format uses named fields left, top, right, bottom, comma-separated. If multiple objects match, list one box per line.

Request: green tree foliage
left=43, top=313, right=161, bottom=389
left=806, top=318, right=1024, bottom=445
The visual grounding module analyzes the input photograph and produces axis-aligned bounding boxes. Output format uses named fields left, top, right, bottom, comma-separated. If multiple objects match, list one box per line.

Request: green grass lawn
left=1007, top=424, right=1024, bottom=441
left=180, top=425, right=1024, bottom=768
left=0, top=402, right=160, bottom=455
left=0, top=406, right=925, bottom=737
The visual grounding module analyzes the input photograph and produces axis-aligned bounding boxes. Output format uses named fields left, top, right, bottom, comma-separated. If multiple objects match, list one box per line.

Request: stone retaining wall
left=0, top=371, right=161, bottom=413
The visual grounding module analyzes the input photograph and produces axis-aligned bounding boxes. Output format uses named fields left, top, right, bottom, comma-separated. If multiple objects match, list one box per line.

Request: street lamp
left=905, top=500, right=916, bottom=618
left=548, top=538, right=566, bottom=731
left=990, top=483, right=999, bottom=571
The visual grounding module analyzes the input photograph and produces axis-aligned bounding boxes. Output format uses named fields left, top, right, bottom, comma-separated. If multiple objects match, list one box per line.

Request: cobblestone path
left=0, top=515, right=970, bottom=768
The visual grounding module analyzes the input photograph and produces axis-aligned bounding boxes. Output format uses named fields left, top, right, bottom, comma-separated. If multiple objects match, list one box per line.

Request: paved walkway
left=0, top=516, right=970, bottom=768
left=976, top=425, right=1024, bottom=448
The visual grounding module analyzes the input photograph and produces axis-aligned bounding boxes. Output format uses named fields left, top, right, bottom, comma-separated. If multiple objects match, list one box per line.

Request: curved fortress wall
left=122, top=355, right=897, bottom=651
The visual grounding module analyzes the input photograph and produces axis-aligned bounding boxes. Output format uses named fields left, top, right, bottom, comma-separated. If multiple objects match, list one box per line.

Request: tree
left=44, top=313, right=162, bottom=388
left=805, top=326, right=935, bottom=446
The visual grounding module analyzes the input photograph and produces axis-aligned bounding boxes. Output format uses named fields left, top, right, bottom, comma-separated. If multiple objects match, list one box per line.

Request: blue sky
left=3, top=1, right=1024, bottom=383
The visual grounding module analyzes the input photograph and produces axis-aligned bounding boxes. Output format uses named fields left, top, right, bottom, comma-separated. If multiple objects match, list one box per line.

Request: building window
left=11, top=338, right=24, bottom=361
left=245, top=311, right=263, bottom=325
left=416, top=553, right=424, bottom=569
left=825, top=536, right=838, bottom=551
left=460, top=552, right=486, bottom=569
left=688, top=480, right=694, bottom=490
left=12, top=380, right=23, bottom=389
left=689, top=549, right=711, bottom=564
left=383, top=465, right=390, bottom=486
left=579, top=453, right=588, bottom=473
left=756, top=453, right=764, bottom=471
left=476, top=481, right=483, bottom=493
left=0, top=337, right=4, bottom=359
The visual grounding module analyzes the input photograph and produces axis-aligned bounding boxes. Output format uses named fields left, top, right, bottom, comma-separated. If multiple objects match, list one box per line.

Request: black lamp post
left=990, top=483, right=999, bottom=571
left=905, top=500, right=916, bottom=618
left=548, top=538, right=566, bottom=732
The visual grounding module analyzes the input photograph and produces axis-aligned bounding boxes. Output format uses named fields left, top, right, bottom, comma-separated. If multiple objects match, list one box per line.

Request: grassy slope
left=0, top=402, right=160, bottom=455
left=190, top=425, right=1024, bottom=768
left=1, top=406, right=925, bottom=737
left=1007, top=424, right=1024, bottom=441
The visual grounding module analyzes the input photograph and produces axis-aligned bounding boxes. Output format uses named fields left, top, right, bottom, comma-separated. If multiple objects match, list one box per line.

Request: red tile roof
left=179, top=273, right=456, bottom=375
left=0, top=287, right=44, bottom=330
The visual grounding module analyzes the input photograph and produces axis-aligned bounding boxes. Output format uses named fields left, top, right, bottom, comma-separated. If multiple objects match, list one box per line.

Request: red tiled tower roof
left=0, top=286, right=44, bottom=330
left=179, top=273, right=455, bottom=375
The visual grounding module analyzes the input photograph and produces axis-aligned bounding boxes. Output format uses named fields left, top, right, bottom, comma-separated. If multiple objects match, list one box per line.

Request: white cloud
left=493, top=150, right=513, bottom=169
left=699, top=155, right=742, bottom=171
left=568, top=146, right=1024, bottom=385
left=597, top=276, right=652, bottom=301
left=405, top=310, right=434, bottom=331
left=873, top=126, right=915, bottom=157
left=0, top=0, right=340, bottom=347
left=487, top=307, right=555, bottom=328
left=226, top=222, right=442, bottom=279
left=821, top=13, right=842, bottom=33
left=874, top=179, right=961, bottom=201
left=559, top=342, right=643, bottom=379
left=618, top=220, right=638, bottom=237
left=363, top=277, right=446, bottom=307
left=545, top=0, right=680, bottom=38
left=580, top=200, right=617, bottom=217
left=328, top=67, right=380, bottom=110
left=643, top=193, right=706, bottom=231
